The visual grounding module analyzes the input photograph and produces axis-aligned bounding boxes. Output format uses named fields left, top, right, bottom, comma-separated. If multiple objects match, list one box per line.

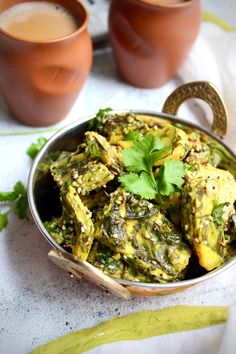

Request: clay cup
left=0, top=0, right=92, bottom=126
left=109, top=0, right=201, bottom=88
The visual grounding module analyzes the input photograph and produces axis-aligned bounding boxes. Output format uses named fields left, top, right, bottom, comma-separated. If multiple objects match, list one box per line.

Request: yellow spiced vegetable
left=43, top=109, right=236, bottom=282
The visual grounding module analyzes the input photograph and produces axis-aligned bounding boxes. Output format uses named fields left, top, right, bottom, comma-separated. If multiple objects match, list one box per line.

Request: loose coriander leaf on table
left=0, top=181, right=28, bottom=231
left=14, top=181, right=26, bottom=196
left=27, top=137, right=47, bottom=159
left=0, top=211, right=9, bottom=231
left=119, top=172, right=156, bottom=199
left=15, top=192, right=28, bottom=220
left=0, top=181, right=25, bottom=202
left=157, top=160, right=185, bottom=196
left=13, top=182, right=28, bottom=219
left=0, top=190, right=17, bottom=202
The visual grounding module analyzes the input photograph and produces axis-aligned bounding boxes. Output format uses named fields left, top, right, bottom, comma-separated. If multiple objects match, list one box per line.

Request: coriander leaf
left=27, top=137, right=47, bottom=159
left=163, top=160, right=185, bottom=188
left=13, top=182, right=28, bottom=219
left=0, top=181, right=25, bottom=202
left=122, top=148, right=147, bottom=172
left=0, top=211, right=9, bottom=231
left=13, top=181, right=26, bottom=196
left=213, top=203, right=229, bottom=225
left=135, top=135, right=164, bottom=155
left=0, top=181, right=28, bottom=232
left=147, top=146, right=172, bottom=166
left=162, top=160, right=185, bottom=187
left=15, top=194, right=28, bottom=219
left=0, top=190, right=17, bottom=202
left=124, top=131, right=143, bottom=141
left=96, top=107, right=113, bottom=119
left=122, top=135, right=166, bottom=173
left=119, top=172, right=156, bottom=199
left=121, top=135, right=174, bottom=199
left=157, top=160, right=185, bottom=196
left=94, top=107, right=113, bottom=126
left=157, top=167, right=175, bottom=196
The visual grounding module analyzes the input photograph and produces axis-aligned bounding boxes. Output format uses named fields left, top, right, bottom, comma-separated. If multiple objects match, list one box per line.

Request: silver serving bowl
left=28, top=81, right=236, bottom=299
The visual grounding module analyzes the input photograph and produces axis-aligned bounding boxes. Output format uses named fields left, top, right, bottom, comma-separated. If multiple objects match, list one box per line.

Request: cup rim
left=0, top=0, right=90, bottom=45
left=135, top=0, right=198, bottom=9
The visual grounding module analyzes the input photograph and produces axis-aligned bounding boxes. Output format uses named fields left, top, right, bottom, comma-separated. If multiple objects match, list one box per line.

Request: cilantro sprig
left=157, top=160, right=185, bottom=196
left=27, top=137, right=47, bottom=159
left=119, top=135, right=185, bottom=200
left=119, top=172, right=157, bottom=199
left=124, top=131, right=143, bottom=142
left=1, top=137, right=47, bottom=232
left=0, top=181, right=28, bottom=231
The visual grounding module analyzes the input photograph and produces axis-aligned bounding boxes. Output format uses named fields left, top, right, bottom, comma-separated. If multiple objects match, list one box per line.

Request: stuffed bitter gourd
left=43, top=111, right=236, bottom=282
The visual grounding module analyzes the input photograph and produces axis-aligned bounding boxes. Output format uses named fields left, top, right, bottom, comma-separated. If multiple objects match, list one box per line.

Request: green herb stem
left=0, top=127, right=60, bottom=136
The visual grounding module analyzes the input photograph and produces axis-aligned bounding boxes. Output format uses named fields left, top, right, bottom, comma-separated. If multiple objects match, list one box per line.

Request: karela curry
left=43, top=109, right=236, bottom=283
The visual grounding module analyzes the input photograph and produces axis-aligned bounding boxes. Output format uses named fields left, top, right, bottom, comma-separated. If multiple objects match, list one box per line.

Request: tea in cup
left=109, top=0, right=201, bottom=88
left=0, top=0, right=92, bottom=126
left=0, top=2, right=79, bottom=41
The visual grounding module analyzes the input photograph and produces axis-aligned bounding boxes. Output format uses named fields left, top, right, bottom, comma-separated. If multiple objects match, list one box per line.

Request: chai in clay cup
left=108, top=0, right=201, bottom=88
left=0, top=0, right=92, bottom=127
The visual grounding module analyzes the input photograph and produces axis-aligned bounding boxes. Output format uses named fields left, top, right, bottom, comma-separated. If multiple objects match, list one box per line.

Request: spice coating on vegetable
left=43, top=110, right=236, bottom=283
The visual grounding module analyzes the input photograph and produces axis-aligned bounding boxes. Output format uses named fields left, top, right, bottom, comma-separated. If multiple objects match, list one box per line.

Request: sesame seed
left=72, top=171, right=79, bottom=179
left=81, top=225, right=86, bottom=233
left=84, top=239, right=90, bottom=246
left=127, top=116, right=134, bottom=123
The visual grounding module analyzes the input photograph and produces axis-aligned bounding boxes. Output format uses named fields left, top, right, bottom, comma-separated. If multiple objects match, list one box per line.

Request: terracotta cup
left=0, top=0, right=92, bottom=126
left=109, top=0, right=201, bottom=88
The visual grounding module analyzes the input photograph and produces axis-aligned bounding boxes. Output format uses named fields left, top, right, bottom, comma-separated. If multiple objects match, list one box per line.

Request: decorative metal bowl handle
left=162, top=81, right=228, bottom=138
left=48, top=249, right=131, bottom=300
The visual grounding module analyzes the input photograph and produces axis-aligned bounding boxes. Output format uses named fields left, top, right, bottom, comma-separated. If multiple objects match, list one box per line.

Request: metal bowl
left=28, top=81, right=236, bottom=299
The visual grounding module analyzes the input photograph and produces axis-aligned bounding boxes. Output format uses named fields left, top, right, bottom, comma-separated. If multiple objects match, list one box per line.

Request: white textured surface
left=218, top=304, right=236, bottom=354
left=87, top=325, right=225, bottom=354
left=1, top=3, right=236, bottom=353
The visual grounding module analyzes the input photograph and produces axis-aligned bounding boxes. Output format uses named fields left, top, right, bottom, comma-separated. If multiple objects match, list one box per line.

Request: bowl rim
left=27, top=109, right=236, bottom=290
